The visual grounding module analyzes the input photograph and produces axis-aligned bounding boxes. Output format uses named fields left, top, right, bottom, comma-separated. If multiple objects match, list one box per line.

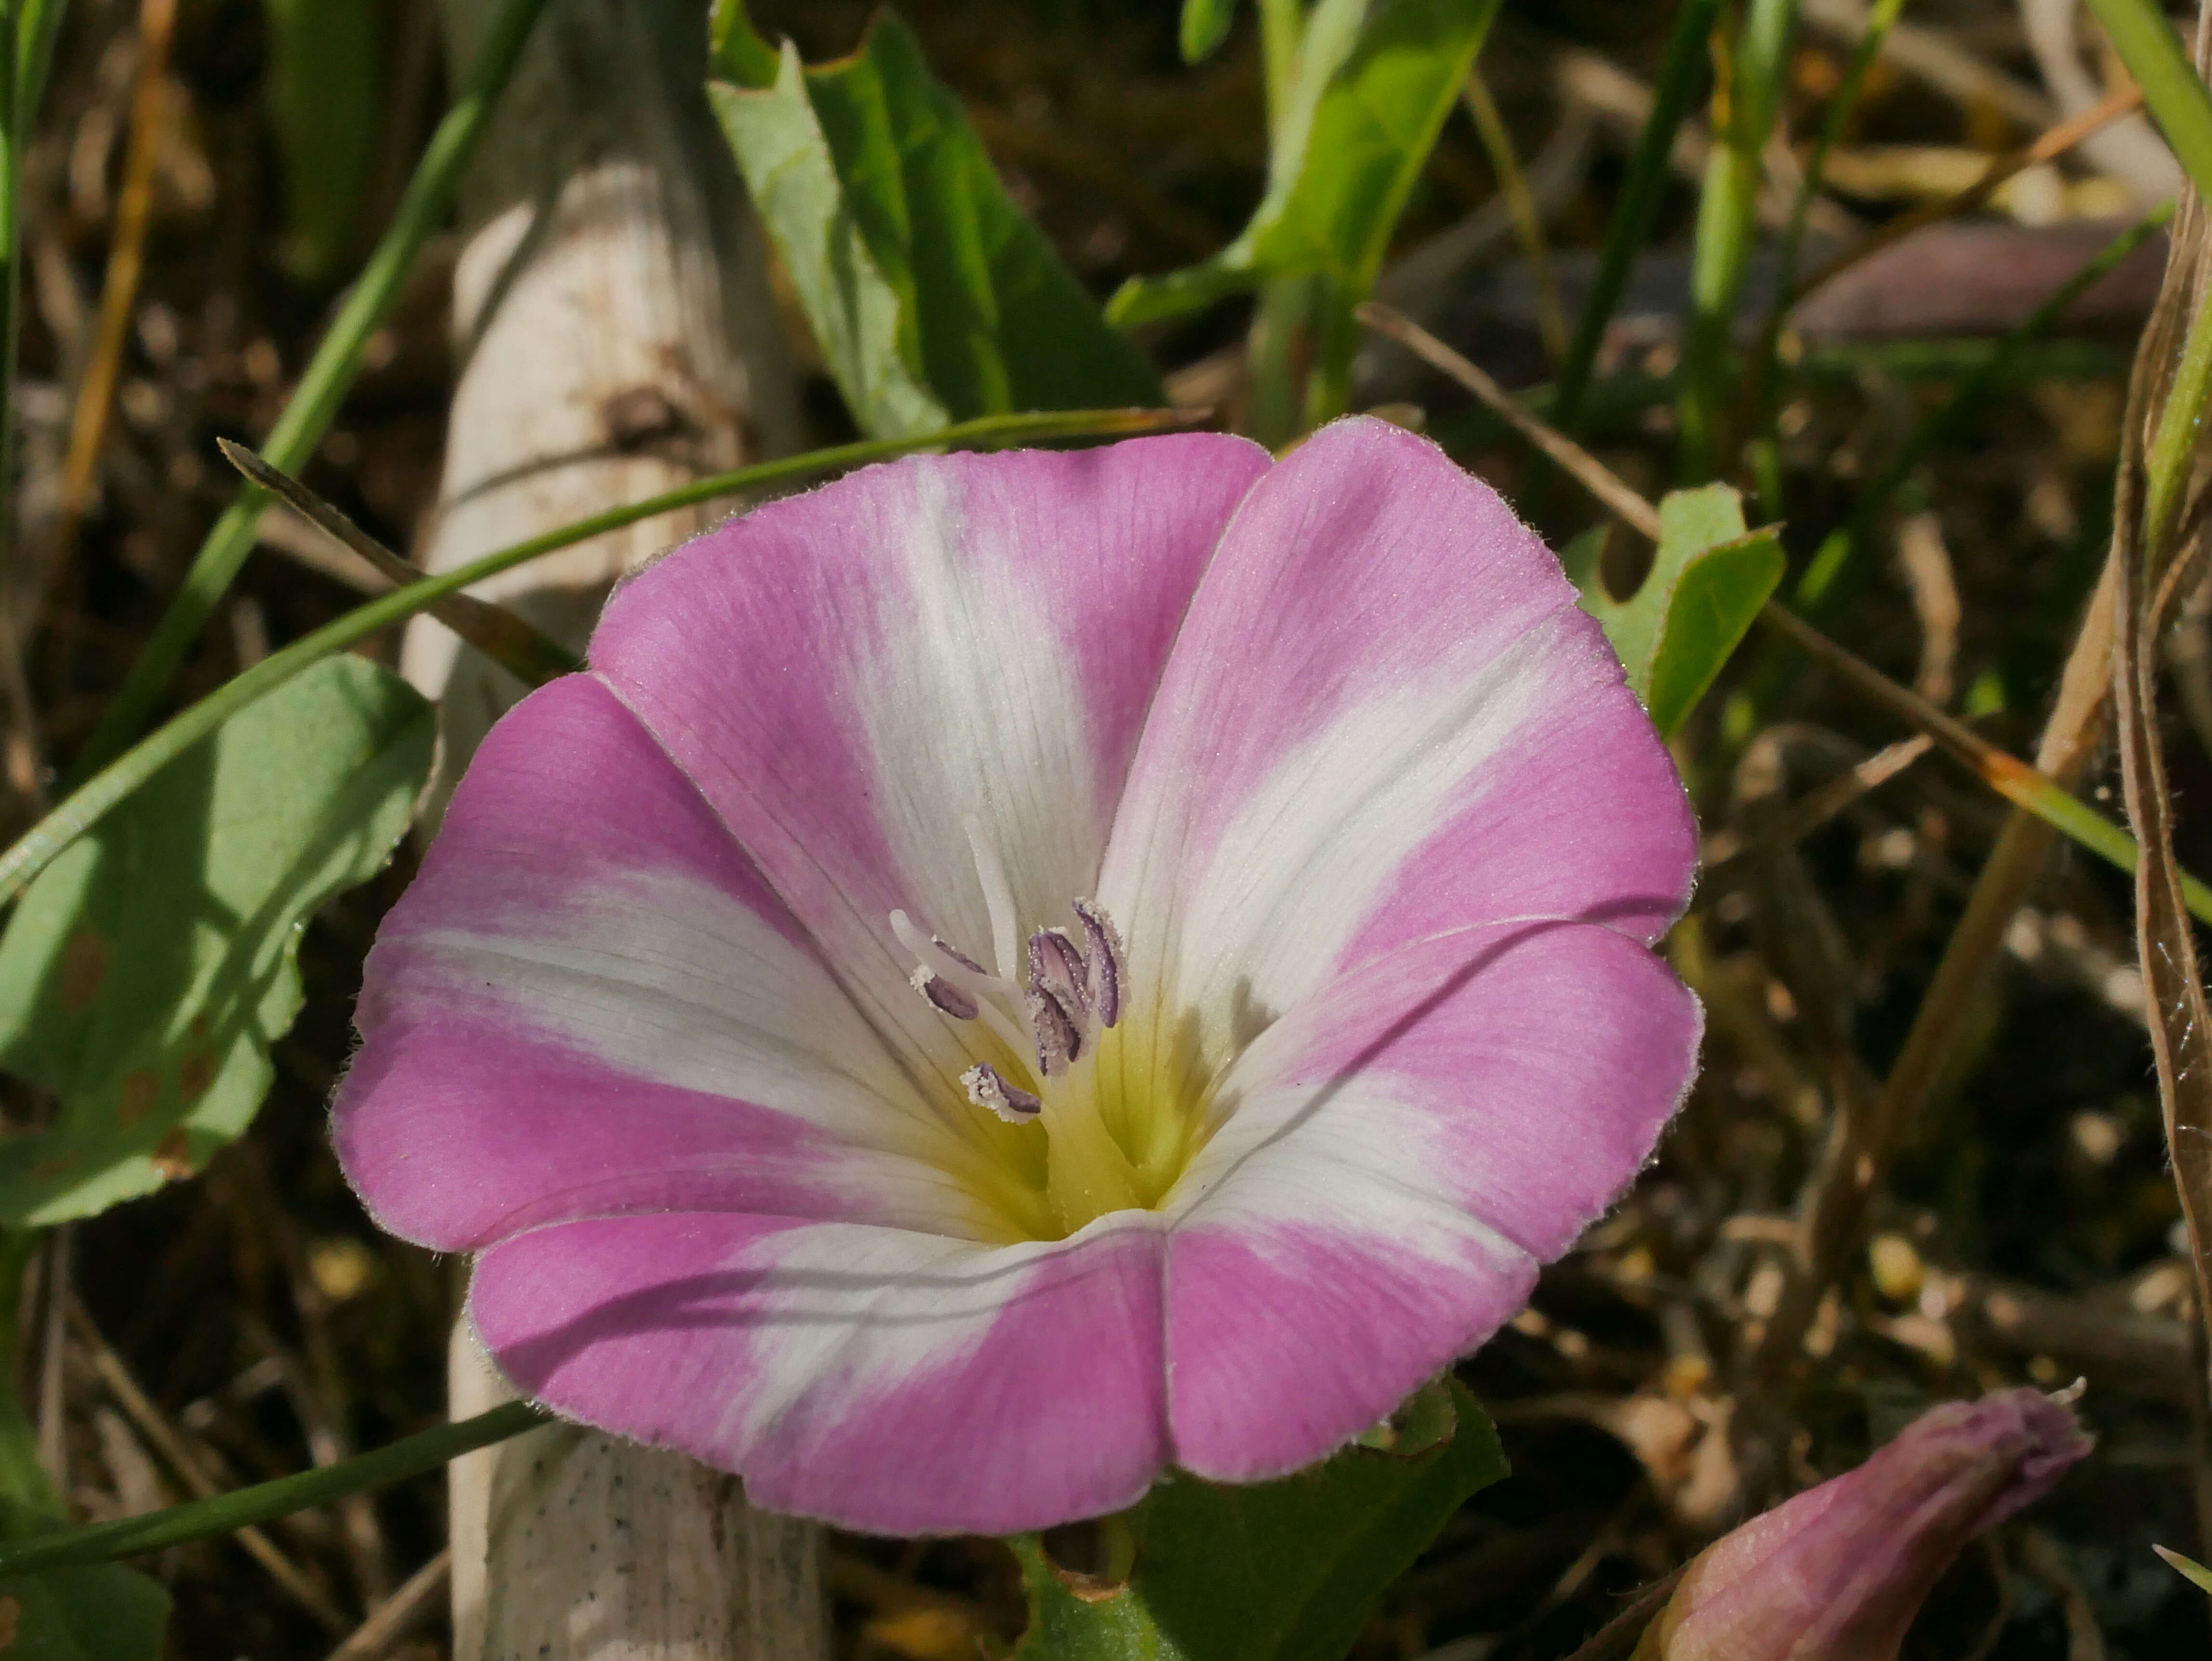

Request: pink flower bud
left=1638, top=1389, right=2092, bottom=1660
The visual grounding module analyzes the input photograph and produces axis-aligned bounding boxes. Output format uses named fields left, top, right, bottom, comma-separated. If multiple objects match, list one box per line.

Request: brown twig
left=1703, top=735, right=1933, bottom=882
left=1790, top=82, right=2146, bottom=313
left=323, top=1549, right=450, bottom=1661
left=216, top=439, right=581, bottom=686
left=67, top=1295, right=350, bottom=1633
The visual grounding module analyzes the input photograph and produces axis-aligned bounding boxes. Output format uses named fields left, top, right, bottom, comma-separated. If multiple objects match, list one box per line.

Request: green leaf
left=708, top=5, right=1161, bottom=439
left=0, top=658, right=433, bottom=1226
left=1108, top=0, right=1502, bottom=328
left=2156, top=1544, right=2212, bottom=1595
left=1180, top=0, right=1238, bottom=64
left=1011, top=1380, right=1506, bottom=1661
left=1578, top=485, right=1783, bottom=738
left=263, top=0, right=382, bottom=285
left=0, top=1565, right=169, bottom=1661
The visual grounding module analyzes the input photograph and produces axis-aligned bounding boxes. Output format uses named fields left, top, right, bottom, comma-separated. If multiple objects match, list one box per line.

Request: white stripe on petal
left=407, top=866, right=960, bottom=1161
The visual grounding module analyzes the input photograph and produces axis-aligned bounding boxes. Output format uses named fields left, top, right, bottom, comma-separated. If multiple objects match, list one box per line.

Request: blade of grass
left=71, top=0, right=553, bottom=779
left=1791, top=203, right=2173, bottom=622
left=0, top=407, right=1187, bottom=908
left=1679, top=0, right=1798, bottom=480
left=1463, top=66, right=1567, bottom=366
left=0, top=1400, right=543, bottom=1576
left=1552, top=0, right=1723, bottom=437
left=2085, top=0, right=2212, bottom=196
left=215, top=440, right=582, bottom=688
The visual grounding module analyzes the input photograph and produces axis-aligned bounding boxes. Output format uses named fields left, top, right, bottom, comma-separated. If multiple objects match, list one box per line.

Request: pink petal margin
left=1161, top=919, right=1703, bottom=1481
left=470, top=1212, right=1171, bottom=1536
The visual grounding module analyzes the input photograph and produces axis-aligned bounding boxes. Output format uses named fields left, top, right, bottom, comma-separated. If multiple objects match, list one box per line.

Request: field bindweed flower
left=334, top=416, right=1701, bottom=1534
left=1635, top=1388, right=2092, bottom=1660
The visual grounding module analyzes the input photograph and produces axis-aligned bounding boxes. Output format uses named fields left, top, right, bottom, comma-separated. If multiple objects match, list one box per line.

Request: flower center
left=891, top=822, right=1179, bottom=1239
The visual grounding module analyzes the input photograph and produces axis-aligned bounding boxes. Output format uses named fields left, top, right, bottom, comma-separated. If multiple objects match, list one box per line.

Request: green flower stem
left=0, top=407, right=1184, bottom=909
left=72, top=0, right=553, bottom=779
left=0, top=1399, right=543, bottom=1576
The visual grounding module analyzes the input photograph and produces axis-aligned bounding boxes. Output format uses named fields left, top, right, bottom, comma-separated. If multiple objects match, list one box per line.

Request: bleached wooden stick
left=418, top=3, right=819, bottom=1656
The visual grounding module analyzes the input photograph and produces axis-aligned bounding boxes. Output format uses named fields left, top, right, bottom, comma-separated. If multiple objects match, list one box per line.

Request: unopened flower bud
left=1636, top=1388, right=2091, bottom=1660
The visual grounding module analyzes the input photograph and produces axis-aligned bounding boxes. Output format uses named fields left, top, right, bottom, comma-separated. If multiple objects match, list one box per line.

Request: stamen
left=891, top=910, right=1004, bottom=999
left=909, top=965, right=978, bottom=1021
left=934, top=936, right=988, bottom=976
left=891, top=908, right=1033, bottom=1060
left=1028, top=986, right=1080, bottom=1077
left=1028, top=928, right=1089, bottom=1021
left=1071, top=899, right=1126, bottom=1028
left=963, top=1063, right=1042, bottom=1123
left=964, top=815, right=1021, bottom=980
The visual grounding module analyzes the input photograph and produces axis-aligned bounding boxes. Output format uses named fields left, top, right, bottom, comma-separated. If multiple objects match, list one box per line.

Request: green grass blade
left=1679, top=0, right=1798, bottom=480
left=0, top=408, right=1183, bottom=910
left=72, top=0, right=553, bottom=779
left=1553, top=0, right=1722, bottom=436
left=2083, top=0, right=2212, bottom=199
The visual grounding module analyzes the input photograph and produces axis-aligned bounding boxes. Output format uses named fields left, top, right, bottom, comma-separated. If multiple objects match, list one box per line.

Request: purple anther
left=962, top=1064, right=1042, bottom=1123
left=1029, top=928, right=1089, bottom=1019
left=1027, top=986, right=1080, bottom=1077
left=910, top=965, right=978, bottom=1021
left=933, top=935, right=988, bottom=976
left=1071, top=899, right=1125, bottom=1028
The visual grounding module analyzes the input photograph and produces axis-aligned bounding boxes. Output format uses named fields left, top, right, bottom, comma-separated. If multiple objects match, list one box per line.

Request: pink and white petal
left=1098, top=417, right=1695, bottom=1091
left=336, top=675, right=1001, bottom=1253
left=589, top=435, right=1271, bottom=1097
left=471, top=1210, right=1169, bottom=1535
left=1161, top=920, right=1700, bottom=1480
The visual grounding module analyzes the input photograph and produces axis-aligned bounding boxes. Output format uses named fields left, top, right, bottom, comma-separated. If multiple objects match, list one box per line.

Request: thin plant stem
left=1786, top=82, right=2144, bottom=316
left=1791, top=205, right=2173, bottom=623
left=70, top=1295, right=348, bottom=1630
left=0, top=407, right=1188, bottom=908
left=0, top=1399, right=543, bottom=1575
left=1678, top=0, right=1797, bottom=480
left=217, top=441, right=581, bottom=687
left=1746, top=0, right=1905, bottom=511
left=72, top=0, right=553, bottom=778
left=1552, top=0, right=1723, bottom=439
left=1463, top=67, right=1566, bottom=365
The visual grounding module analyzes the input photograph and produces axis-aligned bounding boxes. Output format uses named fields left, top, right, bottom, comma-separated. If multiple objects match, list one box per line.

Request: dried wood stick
left=421, top=2, right=822, bottom=1656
